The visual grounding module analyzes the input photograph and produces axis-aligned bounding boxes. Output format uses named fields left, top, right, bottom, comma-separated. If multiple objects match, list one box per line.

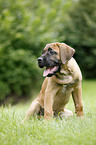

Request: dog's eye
left=48, top=48, right=52, bottom=51
left=48, top=48, right=57, bottom=55
left=49, top=50, right=58, bottom=55
left=49, top=50, right=54, bottom=54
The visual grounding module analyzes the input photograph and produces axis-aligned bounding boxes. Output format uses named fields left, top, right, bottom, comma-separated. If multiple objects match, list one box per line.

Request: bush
left=0, top=81, right=10, bottom=101
left=0, top=0, right=71, bottom=102
left=0, top=0, right=72, bottom=56
left=0, top=47, right=41, bottom=102
left=61, top=0, right=96, bottom=78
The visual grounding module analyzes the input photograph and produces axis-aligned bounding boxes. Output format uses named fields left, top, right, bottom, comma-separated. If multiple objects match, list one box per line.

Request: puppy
left=22, top=42, right=84, bottom=121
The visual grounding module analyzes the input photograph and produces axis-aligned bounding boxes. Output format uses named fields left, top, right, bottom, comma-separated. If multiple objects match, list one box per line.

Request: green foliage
left=0, top=0, right=96, bottom=102
left=61, top=0, right=96, bottom=78
left=0, top=81, right=10, bottom=100
left=0, top=0, right=72, bottom=102
left=0, top=47, right=40, bottom=101
left=0, top=0, right=72, bottom=56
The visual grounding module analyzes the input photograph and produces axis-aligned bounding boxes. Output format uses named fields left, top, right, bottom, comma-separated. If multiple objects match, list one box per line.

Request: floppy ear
left=59, top=43, right=75, bottom=64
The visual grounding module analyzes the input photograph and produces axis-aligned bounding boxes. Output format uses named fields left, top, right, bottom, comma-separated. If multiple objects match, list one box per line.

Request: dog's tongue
left=43, top=66, right=58, bottom=77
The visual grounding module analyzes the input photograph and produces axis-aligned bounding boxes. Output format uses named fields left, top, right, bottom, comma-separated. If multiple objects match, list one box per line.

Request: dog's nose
left=37, top=57, right=44, bottom=68
left=37, top=57, right=43, bottom=62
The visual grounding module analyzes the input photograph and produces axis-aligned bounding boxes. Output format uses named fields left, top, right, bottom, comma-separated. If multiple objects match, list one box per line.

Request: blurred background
left=0, top=0, right=96, bottom=105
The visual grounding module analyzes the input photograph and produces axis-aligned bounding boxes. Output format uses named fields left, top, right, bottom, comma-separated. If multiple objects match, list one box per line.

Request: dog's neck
left=52, top=62, right=73, bottom=85
left=59, top=63, right=68, bottom=75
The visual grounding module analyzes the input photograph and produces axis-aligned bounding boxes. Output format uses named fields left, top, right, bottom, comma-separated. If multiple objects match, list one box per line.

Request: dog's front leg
left=72, top=82, right=84, bottom=117
left=44, top=90, right=54, bottom=120
left=44, top=79, right=60, bottom=120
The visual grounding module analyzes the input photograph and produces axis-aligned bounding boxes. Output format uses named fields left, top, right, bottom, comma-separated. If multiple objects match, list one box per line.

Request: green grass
left=0, top=80, right=96, bottom=145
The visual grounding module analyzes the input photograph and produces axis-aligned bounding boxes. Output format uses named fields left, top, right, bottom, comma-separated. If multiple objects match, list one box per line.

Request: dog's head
left=38, top=42, right=75, bottom=77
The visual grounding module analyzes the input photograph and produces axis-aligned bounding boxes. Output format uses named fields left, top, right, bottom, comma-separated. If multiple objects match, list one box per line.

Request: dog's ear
left=58, top=43, right=75, bottom=64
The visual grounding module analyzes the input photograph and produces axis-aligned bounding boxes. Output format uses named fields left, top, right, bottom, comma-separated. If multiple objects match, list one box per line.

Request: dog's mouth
left=43, top=65, right=60, bottom=77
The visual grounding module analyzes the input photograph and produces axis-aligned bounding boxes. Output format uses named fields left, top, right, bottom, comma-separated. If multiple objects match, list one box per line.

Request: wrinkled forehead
left=44, top=43, right=59, bottom=53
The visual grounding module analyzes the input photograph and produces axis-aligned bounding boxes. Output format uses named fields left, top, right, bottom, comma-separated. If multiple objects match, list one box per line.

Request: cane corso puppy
left=22, top=42, right=84, bottom=121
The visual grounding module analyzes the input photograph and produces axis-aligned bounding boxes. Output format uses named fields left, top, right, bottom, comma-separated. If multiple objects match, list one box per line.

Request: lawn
left=0, top=80, right=96, bottom=145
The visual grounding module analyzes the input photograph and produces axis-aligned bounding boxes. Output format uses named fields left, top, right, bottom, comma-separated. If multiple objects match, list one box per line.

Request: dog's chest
left=61, top=85, right=73, bottom=95
left=62, top=85, right=68, bottom=94
left=55, top=84, right=74, bottom=103
left=53, top=84, right=74, bottom=111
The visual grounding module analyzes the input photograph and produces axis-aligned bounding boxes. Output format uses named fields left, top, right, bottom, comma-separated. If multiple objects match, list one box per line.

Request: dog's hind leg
left=59, top=109, right=73, bottom=118
left=22, top=100, right=41, bottom=123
